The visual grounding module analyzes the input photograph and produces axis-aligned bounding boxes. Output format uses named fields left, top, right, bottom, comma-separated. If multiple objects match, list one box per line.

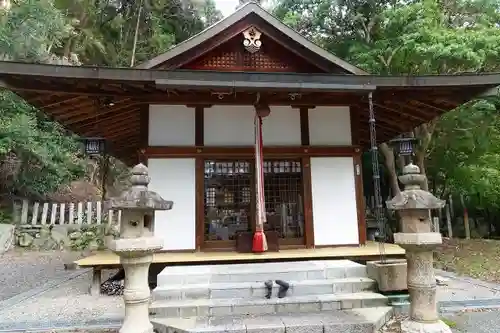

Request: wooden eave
left=0, top=61, right=498, bottom=164
left=135, top=2, right=367, bottom=75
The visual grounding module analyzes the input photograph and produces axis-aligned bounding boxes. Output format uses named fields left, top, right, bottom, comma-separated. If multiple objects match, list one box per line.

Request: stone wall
left=15, top=223, right=119, bottom=251
left=0, top=224, right=15, bottom=254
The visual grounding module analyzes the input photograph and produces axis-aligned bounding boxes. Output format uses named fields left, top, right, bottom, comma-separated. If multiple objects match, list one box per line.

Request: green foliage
left=0, top=209, right=11, bottom=224
left=273, top=0, right=500, bottom=211
left=428, top=97, right=500, bottom=207
left=347, top=0, right=500, bottom=75
left=52, top=0, right=217, bottom=67
left=0, top=0, right=73, bottom=62
left=0, top=0, right=220, bottom=202
left=0, top=91, right=85, bottom=198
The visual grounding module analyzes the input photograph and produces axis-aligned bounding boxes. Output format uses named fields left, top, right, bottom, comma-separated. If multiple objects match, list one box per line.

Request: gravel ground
left=380, top=311, right=500, bottom=333
left=0, top=270, right=123, bottom=330
left=444, top=310, right=500, bottom=333
left=28, top=329, right=119, bottom=333
left=0, top=249, right=84, bottom=301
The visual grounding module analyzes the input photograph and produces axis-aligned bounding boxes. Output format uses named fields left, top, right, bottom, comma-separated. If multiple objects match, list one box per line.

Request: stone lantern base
left=401, top=319, right=453, bottom=333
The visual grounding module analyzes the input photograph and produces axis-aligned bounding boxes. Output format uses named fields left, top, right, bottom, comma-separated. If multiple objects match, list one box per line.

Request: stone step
left=149, top=292, right=388, bottom=318
left=152, top=306, right=394, bottom=333
left=156, top=260, right=367, bottom=286
left=152, top=277, right=376, bottom=301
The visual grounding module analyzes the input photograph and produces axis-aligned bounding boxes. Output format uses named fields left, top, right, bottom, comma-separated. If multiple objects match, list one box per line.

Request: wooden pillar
left=353, top=150, right=367, bottom=245
left=302, top=157, right=314, bottom=248
left=297, top=106, right=314, bottom=248
left=299, top=106, right=310, bottom=146
left=195, top=158, right=205, bottom=251
left=351, top=107, right=367, bottom=245
left=138, top=104, right=149, bottom=165
left=189, top=105, right=207, bottom=251
left=194, top=105, right=204, bottom=147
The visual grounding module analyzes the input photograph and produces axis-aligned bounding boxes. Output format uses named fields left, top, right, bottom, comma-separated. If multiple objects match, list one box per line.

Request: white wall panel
left=204, top=106, right=254, bottom=146
left=308, top=106, right=352, bottom=145
left=204, top=105, right=301, bottom=146
left=148, top=158, right=196, bottom=251
left=310, top=157, right=359, bottom=246
left=149, top=105, right=195, bottom=146
left=262, top=106, right=301, bottom=145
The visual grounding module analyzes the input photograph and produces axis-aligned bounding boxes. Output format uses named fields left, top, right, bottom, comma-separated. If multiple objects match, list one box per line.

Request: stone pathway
left=436, top=269, right=500, bottom=310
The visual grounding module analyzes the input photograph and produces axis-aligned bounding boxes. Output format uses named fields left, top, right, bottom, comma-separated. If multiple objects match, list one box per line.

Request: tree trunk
left=130, top=0, right=144, bottom=67
left=379, top=143, right=400, bottom=195
left=413, top=121, right=437, bottom=192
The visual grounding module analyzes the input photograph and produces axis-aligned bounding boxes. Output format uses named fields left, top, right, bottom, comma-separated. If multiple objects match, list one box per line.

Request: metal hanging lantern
left=389, top=137, right=419, bottom=157
left=367, top=92, right=388, bottom=263
left=83, top=137, right=106, bottom=156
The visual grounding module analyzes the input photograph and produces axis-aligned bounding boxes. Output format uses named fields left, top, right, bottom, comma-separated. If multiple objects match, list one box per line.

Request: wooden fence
left=13, top=199, right=122, bottom=226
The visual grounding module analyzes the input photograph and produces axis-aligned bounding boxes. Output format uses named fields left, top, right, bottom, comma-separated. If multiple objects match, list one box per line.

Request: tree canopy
left=0, top=0, right=222, bottom=201
left=273, top=0, right=500, bottom=234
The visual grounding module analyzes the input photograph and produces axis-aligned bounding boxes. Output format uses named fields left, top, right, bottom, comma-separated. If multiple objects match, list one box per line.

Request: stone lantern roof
left=386, top=163, right=445, bottom=211
left=107, top=164, right=173, bottom=211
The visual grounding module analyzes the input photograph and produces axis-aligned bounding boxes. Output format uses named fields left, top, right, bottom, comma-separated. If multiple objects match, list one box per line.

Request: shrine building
left=0, top=1, right=499, bottom=256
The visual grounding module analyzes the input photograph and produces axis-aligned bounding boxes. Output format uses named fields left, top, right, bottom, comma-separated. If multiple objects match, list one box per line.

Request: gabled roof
left=136, top=1, right=367, bottom=75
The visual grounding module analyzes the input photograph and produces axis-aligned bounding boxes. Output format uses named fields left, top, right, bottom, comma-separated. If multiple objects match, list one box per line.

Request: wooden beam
left=353, top=154, right=367, bottom=245
left=409, top=100, right=447, bottom=113
left=41, top=95, right=87, bottom=109
left=350, top=107, right=360, bottom=145
left=80, top=114, right=140, bottom=135
left=143, top=94, right=363, bottom=106
left=112, top=140, right=140, bottom=153
left=70, top=106, right=140, bottom=128
left=195, top=158, right=205, bottom=251
left=381, top=101, right=436, bottom=121
left=58, top=100, right=137, bottom=122
left=356, top=103, right=421, bottom=129
left=75, top=111, right=140, bottom=133
left=139, top=104, right=149, bottom=165
left=86, top=128, right=140, bottom=141
left=194, top=106, right=204, bottom=146
left=49, top=97, right=131, bottom=116
left=299, top=107, right=310, bottom=146
left=41, top=99, right=97, bottom=116
left=84, top=126, right=139, bottom=141
left=355, top=117, right=405, bottom=137
left=373, top=102, right=427, bottom=123
left=145, top=146, right=362, bottom=158
left=3, top=79, right=140, bottom=97
left=302, top=156, right=314, bottom=248
left=1, top=61, right=500, bottom=88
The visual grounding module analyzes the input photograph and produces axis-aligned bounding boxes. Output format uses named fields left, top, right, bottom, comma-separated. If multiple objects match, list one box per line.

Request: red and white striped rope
left=254, top=114, right=266, bottom=232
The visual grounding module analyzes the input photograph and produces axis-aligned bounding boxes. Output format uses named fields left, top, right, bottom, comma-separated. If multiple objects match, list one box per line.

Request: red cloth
left=253, top=113, right=268, bottom=252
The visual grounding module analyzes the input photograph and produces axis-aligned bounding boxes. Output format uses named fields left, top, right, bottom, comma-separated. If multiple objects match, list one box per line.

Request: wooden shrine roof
left=136, top=2, right=367, bottom=75
left=0, top=61, right=499, bottom=164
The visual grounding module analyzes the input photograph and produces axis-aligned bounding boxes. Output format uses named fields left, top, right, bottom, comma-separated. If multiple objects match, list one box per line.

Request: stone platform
left=151, top=260, right=393, bottom=332
left=152, top=308, right=394, bottom=333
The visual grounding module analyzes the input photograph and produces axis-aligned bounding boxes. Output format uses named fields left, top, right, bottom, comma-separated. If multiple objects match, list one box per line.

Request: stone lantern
left=108, top=164, right=173, bottom=333
left=386, top=163, right=451, bottom=333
